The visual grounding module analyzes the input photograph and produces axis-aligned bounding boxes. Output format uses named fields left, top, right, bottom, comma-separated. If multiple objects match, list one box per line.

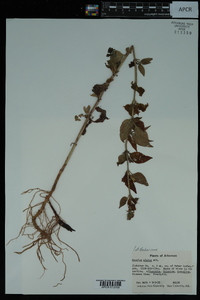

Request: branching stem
left=7, top=46, right=134, bottom=285
left=43, top=47, right=133, bottom=220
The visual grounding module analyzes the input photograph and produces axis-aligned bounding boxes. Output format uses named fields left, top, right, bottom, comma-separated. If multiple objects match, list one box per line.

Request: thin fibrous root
left=7, top=188, right=80, bottom=285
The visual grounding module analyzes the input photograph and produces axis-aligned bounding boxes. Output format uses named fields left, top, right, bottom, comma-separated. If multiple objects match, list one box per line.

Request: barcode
left=95, top=279, right=126, bottom=289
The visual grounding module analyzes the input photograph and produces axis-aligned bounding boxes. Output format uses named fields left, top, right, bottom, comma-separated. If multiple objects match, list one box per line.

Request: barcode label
left=95, top=279, right=126, bottom=289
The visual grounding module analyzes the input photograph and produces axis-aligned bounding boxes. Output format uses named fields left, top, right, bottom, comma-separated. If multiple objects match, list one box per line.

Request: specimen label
left=132, top=251, right=195, bottom=294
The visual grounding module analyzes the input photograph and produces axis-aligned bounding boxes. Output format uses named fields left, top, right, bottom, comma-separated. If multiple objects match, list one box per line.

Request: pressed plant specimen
left=7, top=45, right=153, bottom=285
left=117, top=47, right=153, bottom=220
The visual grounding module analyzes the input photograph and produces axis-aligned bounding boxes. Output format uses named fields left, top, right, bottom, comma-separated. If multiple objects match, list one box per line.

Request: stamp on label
left=171, top=21, right=194, bottom=35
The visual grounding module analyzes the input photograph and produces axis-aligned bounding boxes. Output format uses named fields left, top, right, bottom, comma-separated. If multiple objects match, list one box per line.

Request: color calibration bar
left=85, top=4, right=99, bottom=16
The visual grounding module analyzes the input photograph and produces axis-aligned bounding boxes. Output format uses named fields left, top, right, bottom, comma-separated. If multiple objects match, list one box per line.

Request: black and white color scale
left=101, top=2, right=171, bottom=18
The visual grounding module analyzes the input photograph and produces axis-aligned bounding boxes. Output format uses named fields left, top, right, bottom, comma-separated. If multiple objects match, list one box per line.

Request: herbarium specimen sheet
left=6, top=19, right=198, bottom=294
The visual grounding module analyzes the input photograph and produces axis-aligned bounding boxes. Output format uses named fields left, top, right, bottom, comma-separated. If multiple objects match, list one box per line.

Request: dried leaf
left=106, top=47, right=114, bottom=57
left=129, top=196, right=139, bottom=205
left=119, top=196, right=128, bottom=208
left=113, top=50, right=124, bottom=62
left=128, top=134, right=137, bottom=151
left=130, top=172, right=149, bottom=186
left=92, top=83, right=109, bottom=96
left=75, top=113, right=86, bottom=121
left=128, top=203, right=136, bottom=211
left=117, top=152, right=127, bottom=166
left=138, top=87, right=145, bottom=96
left=122, top=171, right=137, bottom=193
left=129, top=152, right=152, bottom=164
left=127, top=211, right=134, bottom=220
left=124, top=104, right=134, bottom=116
left=133, top=126, right=153, bottom=147
left=133, top=103, right=149, bottom=115
left=129, top=60, right=135, bottom=68
left=93, top=106, right=109, bottom=123
left=129, top=178, right=137, bottom=193
left=133, top=117, right=151, bottom=132
left=126, top=46, right=133, bottom=54
left=141, top=58, right=153, bottom=65
left=137, top=103, right=149, bottom=112
left=105, top=49, right=124, bottom=73
left=75, top=115, right=81, bottom=121
left=131, top=82, right=145, bottom=96
left=120, top=119, right=134, bottom=142
left=83, top=105, right=91, bottom=114
left=134, top=117, right=145, bottom=130
left=127, top=197, right=137, bottom=211
left=133, top=117, right=147, bottom=131
left=138, top=63, right=145, bottom=76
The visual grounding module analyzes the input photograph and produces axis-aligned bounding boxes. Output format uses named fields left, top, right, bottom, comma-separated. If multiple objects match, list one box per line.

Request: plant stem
left=49, top=95, right=102, bottom=197
left=125, top=140, right=131, bottom=197
left=132, top=45, right=137, bottom=104
left=38, top=48, right=133, bottom=220
left=126, top=45, right=138, bottom=197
